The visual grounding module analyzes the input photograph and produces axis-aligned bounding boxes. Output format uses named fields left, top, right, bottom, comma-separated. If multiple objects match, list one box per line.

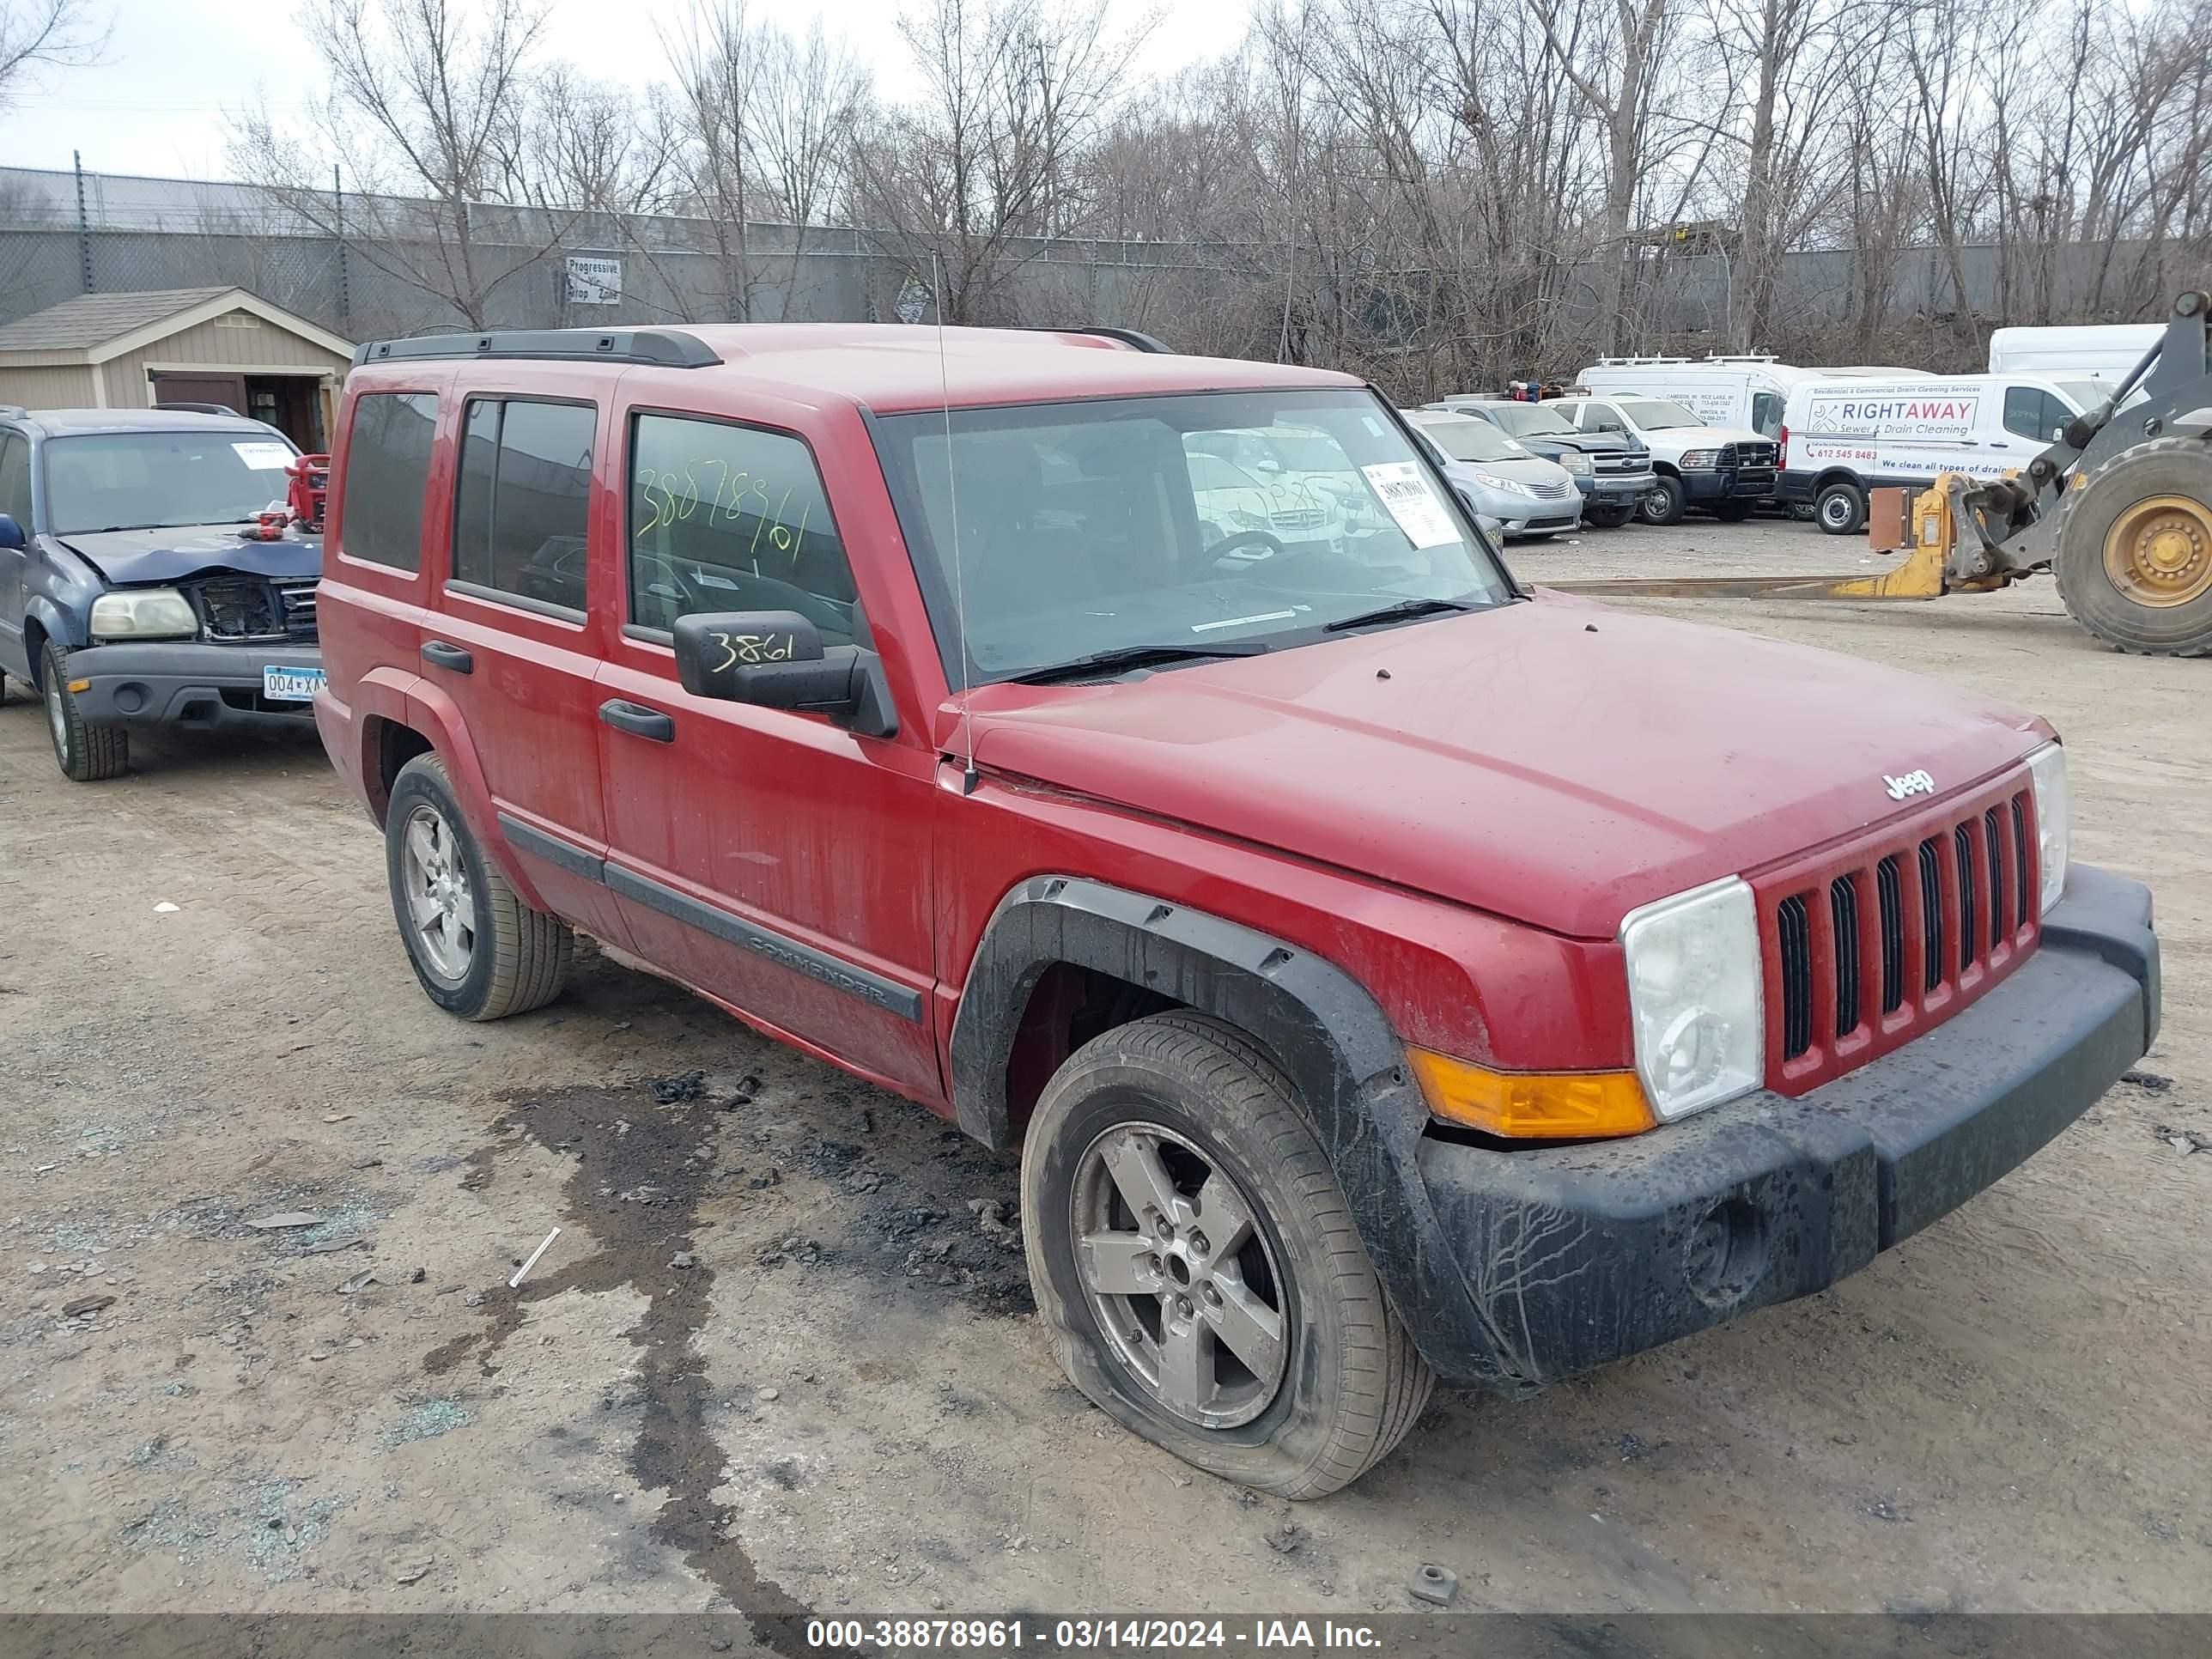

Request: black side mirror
left=671, top=610, right=896, bottom=738
left=0, top=514, right=25, bottom=550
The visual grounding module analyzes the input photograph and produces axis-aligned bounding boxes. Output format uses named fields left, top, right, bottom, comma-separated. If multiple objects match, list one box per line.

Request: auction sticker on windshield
left=263, top=665, right=325, bottom=702
left=234, top=441, right=295, bottom=470
left=1360, top=461, right=1457, bottom=547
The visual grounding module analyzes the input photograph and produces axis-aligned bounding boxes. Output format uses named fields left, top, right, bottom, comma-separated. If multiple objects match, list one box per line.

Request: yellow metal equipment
left=1546, top=289, right=2212, bottom=657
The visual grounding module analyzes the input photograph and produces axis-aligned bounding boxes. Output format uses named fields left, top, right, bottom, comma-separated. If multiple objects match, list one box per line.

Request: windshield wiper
left=1322, top=597, right=1478, bottom=633
left=1006, top=641, right=1272, bottom=685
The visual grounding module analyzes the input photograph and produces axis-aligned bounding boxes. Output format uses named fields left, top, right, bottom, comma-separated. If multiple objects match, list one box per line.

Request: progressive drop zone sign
left=1805, top=388, right=1979, bottom=439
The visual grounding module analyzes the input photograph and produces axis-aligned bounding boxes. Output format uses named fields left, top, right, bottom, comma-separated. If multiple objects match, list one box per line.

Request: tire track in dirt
left=422, top=1085, right=819, bottom=1655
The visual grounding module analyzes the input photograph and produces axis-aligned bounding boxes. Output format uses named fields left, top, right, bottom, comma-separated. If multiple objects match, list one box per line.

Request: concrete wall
left=0, top=223, right=2187, bottom=374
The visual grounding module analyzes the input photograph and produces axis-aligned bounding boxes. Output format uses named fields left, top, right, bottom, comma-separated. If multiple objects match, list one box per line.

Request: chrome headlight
left=1619, top=877, right=1765, bottom=1121
left=1557, top=451, right=1593, bottom=475
left=1677, top=448, right=1719, bottom=470
left=1470, top=470, right=1540, bottom=498
left=88, top=587, right=198, bottom=641
left=2027, top=742, right=2069, bottom=916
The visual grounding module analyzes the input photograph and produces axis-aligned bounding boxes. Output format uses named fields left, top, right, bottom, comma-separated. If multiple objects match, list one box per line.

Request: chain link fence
left=0, top=163, right=2190, bottom=375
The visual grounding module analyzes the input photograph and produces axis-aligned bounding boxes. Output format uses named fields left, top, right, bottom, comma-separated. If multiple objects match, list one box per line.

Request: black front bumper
left=1412, top=864, right=2157, bottom=1391
left=64, top=640, right=322, bottom=730
left=1682, top=466, right=1779, bottom=502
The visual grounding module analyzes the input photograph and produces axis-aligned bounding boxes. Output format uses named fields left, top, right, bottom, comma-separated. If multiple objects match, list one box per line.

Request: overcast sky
left=1, top=0, right=1251, bottom=180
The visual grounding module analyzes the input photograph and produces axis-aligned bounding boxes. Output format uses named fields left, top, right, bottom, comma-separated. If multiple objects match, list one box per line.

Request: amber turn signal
left=1408, top=1048, right=1656, bottom=1139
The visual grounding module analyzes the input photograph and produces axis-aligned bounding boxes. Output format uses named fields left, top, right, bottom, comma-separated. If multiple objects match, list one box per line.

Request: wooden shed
left=0, top=287, right=354, bottom=451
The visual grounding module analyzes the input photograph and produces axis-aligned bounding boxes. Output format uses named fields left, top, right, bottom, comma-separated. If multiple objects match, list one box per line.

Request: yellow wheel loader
left=1552, top=289, right=2212, bottom=658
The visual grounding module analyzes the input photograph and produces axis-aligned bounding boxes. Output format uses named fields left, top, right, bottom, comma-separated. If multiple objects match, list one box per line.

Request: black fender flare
left=951, top=873, right=1525, bottom=1388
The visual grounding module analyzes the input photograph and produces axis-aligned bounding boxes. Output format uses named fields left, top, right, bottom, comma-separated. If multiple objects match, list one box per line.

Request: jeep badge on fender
left=1884, top=769, right=1936, bottom=799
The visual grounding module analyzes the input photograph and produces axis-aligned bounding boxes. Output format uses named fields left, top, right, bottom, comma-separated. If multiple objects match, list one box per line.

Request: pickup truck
left=312, top=325, right=2159, bottom=1498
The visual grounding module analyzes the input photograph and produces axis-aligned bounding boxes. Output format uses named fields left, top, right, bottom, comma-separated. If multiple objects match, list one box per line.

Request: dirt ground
left=1, top=514, right=2206, bottom=1629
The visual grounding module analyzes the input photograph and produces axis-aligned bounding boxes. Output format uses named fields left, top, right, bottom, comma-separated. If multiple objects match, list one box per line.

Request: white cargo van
left=1987, top=323, right=2162, bottom=386
left=1777, top=372, right=2107, bottom=534
left=1574, top=356, right=1911, bottom=438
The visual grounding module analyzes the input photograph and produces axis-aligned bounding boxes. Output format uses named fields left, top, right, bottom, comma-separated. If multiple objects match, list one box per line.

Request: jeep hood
left=960, top=597, right=2048, bottom=939
left=55, top=526, right=320, bottom=586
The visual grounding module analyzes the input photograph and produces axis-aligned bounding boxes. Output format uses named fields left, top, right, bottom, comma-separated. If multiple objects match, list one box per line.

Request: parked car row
left=0, top=323, right=2161, bottom=1508
left=1457, top=324, right=2167, bottom=535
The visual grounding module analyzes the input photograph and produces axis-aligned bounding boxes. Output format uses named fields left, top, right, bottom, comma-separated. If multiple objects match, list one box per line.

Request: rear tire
left=1638, top=475, right=1687, bottom=526
left=1021, top=1012, right=1434, bottom=1498
left=1583, top=503, right=1636, bottom=529
left=40, top=641, right=127, bottom=781
left=2054, top=437, right=2212, bottom=656
left=385, top=753, right=571, bottom=1020
left=1815, top=478, right=1867, bottom=536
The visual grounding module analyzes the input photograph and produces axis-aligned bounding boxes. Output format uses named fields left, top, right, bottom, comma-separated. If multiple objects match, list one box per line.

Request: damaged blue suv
left=0, top=408, right=322, bottom=781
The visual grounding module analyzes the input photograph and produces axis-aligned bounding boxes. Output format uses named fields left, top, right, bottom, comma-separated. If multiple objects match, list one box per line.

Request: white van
left=1987, top=324, right=2162, bottom=387
left=1574, top=356, right=1912, bottom=439
left=1778, top=372, right=2107, bottom=534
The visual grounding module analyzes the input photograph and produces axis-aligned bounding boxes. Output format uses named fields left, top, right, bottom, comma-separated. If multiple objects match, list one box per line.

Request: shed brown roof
left=0, top=287, right=235, bottom=353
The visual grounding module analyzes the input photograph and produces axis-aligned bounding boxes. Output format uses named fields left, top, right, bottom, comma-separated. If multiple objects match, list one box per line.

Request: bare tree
left=1705, top=0, right=1858, bottom=349
left=659, top=5, right=870, bottom=320
left=229, top=0, right=564, bottom=329
left=850, top=0, right=1148, bottom=323
left=0, top=0, right=104, bottom=109
left=1523, top=0, right=1700, bottom=352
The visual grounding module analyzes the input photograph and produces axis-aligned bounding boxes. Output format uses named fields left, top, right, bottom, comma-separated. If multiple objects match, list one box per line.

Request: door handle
left=422, top=641, right=473, bottom=673
left=600, top=699, right=674, bottom=743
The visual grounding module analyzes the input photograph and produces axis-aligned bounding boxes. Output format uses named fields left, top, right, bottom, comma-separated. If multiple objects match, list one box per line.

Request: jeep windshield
left=872, top=388, right=1512, bottom=685
left=44, top=430, right=295, bottom=535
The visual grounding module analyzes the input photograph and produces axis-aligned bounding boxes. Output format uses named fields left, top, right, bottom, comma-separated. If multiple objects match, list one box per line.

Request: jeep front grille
left=1760, top=775, right=2040, bottom=1089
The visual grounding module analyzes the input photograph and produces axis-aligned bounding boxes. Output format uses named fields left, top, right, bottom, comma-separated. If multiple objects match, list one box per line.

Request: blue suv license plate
left=263, top=665, right=326, bottom=702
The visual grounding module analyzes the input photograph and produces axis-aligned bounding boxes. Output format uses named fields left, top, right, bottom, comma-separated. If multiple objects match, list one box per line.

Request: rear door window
left=625, top=413, right=862, bottom=646
left=338, top=392, right=437, bottom=571
left=1750, top=392, right=1785, bottom=436
left=451, top=398, right=597, bottom=611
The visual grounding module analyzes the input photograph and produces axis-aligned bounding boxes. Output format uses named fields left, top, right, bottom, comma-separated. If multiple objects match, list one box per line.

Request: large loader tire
left=2055, top=438, right=2212, bottom=657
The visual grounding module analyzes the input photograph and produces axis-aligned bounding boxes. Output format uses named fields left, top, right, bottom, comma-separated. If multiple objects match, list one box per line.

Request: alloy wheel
left=401, top=804, right=477, bottom=982
left=1070, top=1121, right=1290, bottom=1430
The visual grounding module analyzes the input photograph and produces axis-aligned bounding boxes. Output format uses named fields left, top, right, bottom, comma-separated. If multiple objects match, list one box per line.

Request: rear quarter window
left=338, top=392, right=438, bottom=571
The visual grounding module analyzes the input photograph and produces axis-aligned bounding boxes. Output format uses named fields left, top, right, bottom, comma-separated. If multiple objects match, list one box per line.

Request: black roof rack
left=1028, top=325, right=1175, bottom=353
left=353, top=328, right=722, bottom=369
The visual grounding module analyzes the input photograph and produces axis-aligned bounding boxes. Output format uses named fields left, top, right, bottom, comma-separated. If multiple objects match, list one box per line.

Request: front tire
left=1638, top=475, right=1687, bottom=526
left=1583, top=502, right=1636, bottom=529
left=1021, top=1012, right=1433, bottom=1498
left=40, top=641, right=127, bottom=781
left=1713, top=500, right=1757, bottom=523
left=2053, top=437, right=2212, bottom=657
left=1815, top=478, right=1868, bottom=536
left=385, top=753, right=571, bottom=1020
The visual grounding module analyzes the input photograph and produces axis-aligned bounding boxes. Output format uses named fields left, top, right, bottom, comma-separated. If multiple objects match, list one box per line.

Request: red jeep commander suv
left=313, top=324, right=2158, bottom=1497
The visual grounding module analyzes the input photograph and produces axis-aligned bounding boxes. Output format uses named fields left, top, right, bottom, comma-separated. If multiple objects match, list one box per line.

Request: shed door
left=150, top=371, right=247, bottom=416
